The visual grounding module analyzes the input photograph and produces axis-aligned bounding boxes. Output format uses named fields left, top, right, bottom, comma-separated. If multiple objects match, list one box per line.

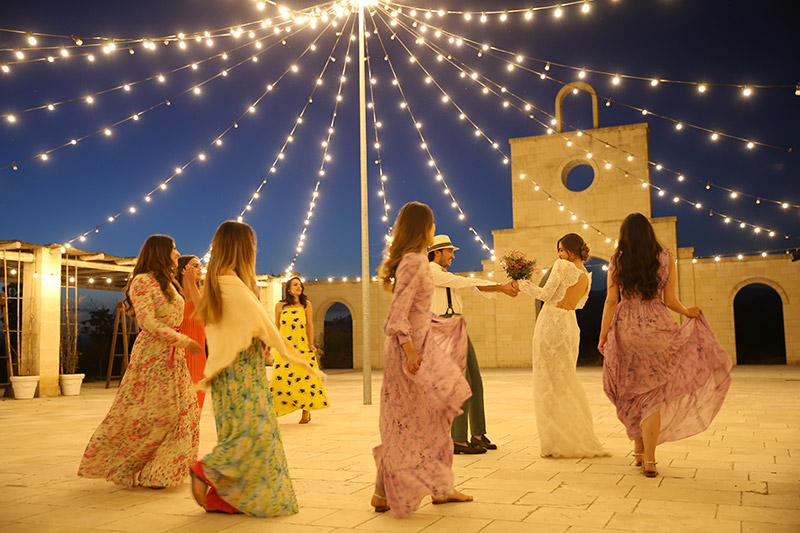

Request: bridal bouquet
left=500, top=250, right=536, bottom=281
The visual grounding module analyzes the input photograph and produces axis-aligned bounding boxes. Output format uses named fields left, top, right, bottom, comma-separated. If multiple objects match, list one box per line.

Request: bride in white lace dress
left=515, top=234, right=609, bottom=458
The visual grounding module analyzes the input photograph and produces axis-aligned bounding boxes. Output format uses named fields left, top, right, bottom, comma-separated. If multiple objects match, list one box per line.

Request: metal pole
left=358, top=2, right=372, bottom=405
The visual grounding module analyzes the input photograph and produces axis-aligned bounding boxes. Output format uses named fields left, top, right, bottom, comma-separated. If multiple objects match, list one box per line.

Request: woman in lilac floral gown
left=372, top=202, right=473, bottom=517
left=599, top=213, right=732, bottom=477
left=79, top=235, right=202, bottom=488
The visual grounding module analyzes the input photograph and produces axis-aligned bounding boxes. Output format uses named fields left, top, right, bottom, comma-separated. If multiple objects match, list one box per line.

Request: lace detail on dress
left=519, top=259, right=591, bottom=310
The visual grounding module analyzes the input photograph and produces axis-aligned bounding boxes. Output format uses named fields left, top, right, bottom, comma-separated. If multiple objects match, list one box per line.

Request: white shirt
left=429, top=261, right=497, bottom=315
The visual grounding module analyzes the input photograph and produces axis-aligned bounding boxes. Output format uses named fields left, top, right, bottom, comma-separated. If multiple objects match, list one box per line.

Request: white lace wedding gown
left=520, top=259, right=609, bottom=458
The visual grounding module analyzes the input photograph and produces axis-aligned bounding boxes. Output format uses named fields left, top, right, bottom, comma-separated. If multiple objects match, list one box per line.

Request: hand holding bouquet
left=500, top=250, right=536, bottom=281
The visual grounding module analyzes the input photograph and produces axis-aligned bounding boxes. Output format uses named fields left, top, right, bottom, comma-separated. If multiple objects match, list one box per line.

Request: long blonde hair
left=377, top=201, right=433, bottom=292
left=123, top=235, right=181, bottom=316
left=195, top=221, right=257, bottom=324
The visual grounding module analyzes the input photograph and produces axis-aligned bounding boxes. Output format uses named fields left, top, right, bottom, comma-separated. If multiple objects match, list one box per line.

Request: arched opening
left=561, top=89, right=596, bottom=132
left=564, top=164, right=595, bottom=192
left=321, top=302, right=353, bottom=369
left=576, top=257, right=608, bottom=366
left=734, top=283, right=786, bottom=364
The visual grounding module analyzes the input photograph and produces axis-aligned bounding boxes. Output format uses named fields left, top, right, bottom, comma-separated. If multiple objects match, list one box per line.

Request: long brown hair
left=281, top=276, right=307, bottom=308
left=196, top=221, right=257, bottom=324
left=612, top=213, right=663, bottom=300
left=377, top=201, right=434, bottom=292
left=558, top=233, right=590, bottom=261
left=124, top=235, right=181, bottom=315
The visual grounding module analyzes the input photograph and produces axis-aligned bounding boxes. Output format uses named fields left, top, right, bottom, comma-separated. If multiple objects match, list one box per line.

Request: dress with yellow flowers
left=269, top=305, right=330, bottom=416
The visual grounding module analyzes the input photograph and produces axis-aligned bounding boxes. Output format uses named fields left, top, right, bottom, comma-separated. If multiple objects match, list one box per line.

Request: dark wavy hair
left=176, top=255, right=198, bottom=286
left=558, top=233, right=590, bottom=261
left=281, top=276, right=307, bottom=308
left=124, top=235, right=181, bottom=316
left=612, top=213, right=663, bottom=300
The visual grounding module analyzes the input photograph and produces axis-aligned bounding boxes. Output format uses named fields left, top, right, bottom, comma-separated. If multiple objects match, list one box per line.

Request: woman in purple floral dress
left=79, top=235, right=202, bottom=488
left=599, top=213, right=732, bottom=477
left=372, top=201, right=473, bottom=517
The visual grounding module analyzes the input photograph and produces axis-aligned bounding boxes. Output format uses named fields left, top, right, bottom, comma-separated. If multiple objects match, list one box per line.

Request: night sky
left=2, top=0, right=798, bottom=284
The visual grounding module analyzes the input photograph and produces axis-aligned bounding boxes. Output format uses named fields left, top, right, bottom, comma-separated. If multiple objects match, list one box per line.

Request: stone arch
left=558, top=157, right=600, bottom=194
left=729, top=278, right=789, bottom=365
left=576, top=255, right=609, bottom=366
left=316, top=298, right=355, bottom=369
left=554, top=81, right=600, bottom=133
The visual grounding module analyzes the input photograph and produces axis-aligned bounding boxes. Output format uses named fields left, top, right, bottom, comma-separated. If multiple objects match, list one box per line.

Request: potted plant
left=9, top=356, right=40, bottom=399
left=59, top=332, right=85, bottom=395
left=59, top=295, right=85, bottom=396
left=3, top=290, right=39, bottom=399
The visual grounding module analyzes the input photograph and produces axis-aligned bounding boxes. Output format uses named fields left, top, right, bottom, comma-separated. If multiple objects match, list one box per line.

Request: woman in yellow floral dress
left=190, top=221, right=323, bottom=516
left=79, top=235, right=201, bottom=488
left=270, top=277, right=330, bottom=424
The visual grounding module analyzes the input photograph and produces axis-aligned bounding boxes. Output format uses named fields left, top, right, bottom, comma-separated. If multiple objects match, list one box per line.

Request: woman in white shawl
left=189, top=221, right=322, bottom=516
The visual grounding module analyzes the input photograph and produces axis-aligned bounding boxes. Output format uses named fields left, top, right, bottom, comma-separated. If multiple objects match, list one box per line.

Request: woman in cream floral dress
left=79, top=235, right=201, bottom=488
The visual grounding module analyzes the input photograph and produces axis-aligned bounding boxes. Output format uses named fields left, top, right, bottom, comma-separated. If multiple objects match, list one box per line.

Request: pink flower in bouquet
left=500, top=250, right=536, bottom=281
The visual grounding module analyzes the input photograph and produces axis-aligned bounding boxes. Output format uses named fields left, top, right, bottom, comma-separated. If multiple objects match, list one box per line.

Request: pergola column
left=21, top=246, right=62, bottom=397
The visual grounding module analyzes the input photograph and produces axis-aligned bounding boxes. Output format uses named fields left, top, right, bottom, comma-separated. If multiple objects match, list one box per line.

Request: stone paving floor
left=1, top=366, right=799, bottom=533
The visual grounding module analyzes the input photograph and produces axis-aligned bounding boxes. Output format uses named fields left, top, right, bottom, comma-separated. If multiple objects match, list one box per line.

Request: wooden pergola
left=1, top=240, right=135, bottom=396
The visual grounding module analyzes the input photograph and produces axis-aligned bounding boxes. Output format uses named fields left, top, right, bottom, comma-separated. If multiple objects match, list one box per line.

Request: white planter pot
left=60, top=373, right=86, bottom=396
left=10, top=375, right=40, bottom=399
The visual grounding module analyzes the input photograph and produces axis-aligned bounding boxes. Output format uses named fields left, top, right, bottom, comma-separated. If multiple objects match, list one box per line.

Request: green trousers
left=446, top=321, right=486, bottom=441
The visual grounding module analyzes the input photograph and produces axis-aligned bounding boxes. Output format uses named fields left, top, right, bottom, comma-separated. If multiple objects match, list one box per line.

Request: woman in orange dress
left=178, top=255, right=206, bottom=412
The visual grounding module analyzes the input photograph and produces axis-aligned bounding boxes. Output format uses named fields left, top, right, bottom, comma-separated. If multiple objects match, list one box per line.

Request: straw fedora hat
left=428, top=234, right=460, bottom=252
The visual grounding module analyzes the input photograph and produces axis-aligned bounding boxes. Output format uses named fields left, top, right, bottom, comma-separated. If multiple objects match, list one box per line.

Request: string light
left=2, top=21, right=322, bottom=171
left=364, top=35, right=393, bottom=230
left=371, top=11, right=497, bottom=259
left=391, top=11, right=799, bottom=217
left=60, top=21, right=334, bottom=246
left=283, top=15, right=357, bottom=274
left=380, top=7, right=797, bottom=240
left=389, top=9, right=793, bottom=153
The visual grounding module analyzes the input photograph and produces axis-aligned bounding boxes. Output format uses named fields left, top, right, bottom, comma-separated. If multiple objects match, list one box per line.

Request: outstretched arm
left=517, top=261, right=562, bottom=303
left=663, top=252, right=701, bottom=318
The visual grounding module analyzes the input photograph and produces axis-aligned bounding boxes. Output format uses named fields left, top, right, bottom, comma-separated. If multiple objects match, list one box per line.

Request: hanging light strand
left=382, top=7, right=799, bottom=237
left=2, top=20, right=322, bottom=172
left=372, top=8, right=614, bottom=246
left=1, top=19, right=299, bottom=121
left=363, top=27, right=393, bottom=234
left=0, top=0, right=339, bottom=54
left=237, top=16, right=350, bottom=221
left=387, top=6, right=795, bottom=93
left=284, top=15, right=357, bottom=275
left=370, top=10, right=497, bottom=259
left=62, top=22, right=333, bottom=247
left=383, top=0, right=593, bottom=18
left=389, top=7, right=794, bottom=153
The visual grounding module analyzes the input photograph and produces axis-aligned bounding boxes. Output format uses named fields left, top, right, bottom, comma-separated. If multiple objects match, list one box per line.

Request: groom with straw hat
left=428, top=234, right=518, bottom=454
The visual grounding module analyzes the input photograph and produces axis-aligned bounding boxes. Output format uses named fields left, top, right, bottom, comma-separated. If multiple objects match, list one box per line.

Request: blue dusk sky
left=1, top=0, right=798, bottom=282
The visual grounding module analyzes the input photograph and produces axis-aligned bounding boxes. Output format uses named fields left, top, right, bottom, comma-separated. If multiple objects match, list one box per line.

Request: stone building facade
left=299, top=83, right=798, bottom=368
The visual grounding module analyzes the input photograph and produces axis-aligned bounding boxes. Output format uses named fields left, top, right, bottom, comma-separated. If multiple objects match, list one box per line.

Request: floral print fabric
left=78, top=273, right=199, bottom=487
left=373, top=252, right=471, bottom=518
left=199, top=338, right=299, bottom=517
left=603, top=248, right=732, bottom=443
left=269, top=306, right=330, bottom=416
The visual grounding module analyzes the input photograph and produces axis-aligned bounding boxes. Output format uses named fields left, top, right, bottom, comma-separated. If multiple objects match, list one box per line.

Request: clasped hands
left=501, top=280, right=520, bottom=297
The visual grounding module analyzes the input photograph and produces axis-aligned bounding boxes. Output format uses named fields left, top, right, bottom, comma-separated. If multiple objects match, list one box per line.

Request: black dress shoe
left=454, top=442, right=487, bottom=454
left=471, top=435, right=497, bottom=450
